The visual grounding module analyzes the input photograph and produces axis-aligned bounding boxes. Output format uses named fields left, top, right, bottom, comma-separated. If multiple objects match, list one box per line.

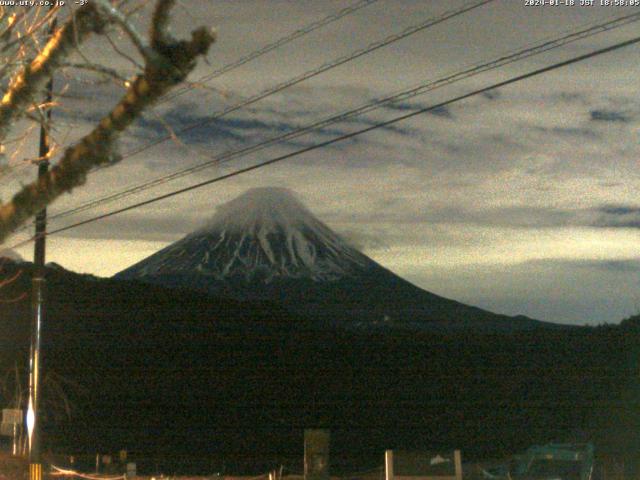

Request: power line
left=0, top=0, right=382, bottom=190
left=5, top=0, right=497, bottom=238
left=34, top=10, right=640, bottom=228
left=10, top=31, right=639, bottom=249
left=158, top=0, right=382, bottom=105
left=120, top=0, right=495, bottom=159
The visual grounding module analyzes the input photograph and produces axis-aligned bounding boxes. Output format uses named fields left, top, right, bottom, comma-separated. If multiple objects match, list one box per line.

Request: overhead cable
left=8, top=31, right=637, bottom=249
left=121, top=0, right=496, bottom=159
left=35, top=10, right=640, bottom=227
left=159, top=0, right=382, bottom=105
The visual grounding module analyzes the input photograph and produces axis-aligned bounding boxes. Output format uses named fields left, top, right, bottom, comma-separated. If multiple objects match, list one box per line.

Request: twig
left=60, top=61, right=130, bottom=84
left=105, top=30, right=144, bottom=70
left=93, top=0, right=154, bottom=63
left=0, top=3, right=108, bottom=143
left=0, top=0, right=215, bottom=242
left=150, top=0, right=175, bottom=47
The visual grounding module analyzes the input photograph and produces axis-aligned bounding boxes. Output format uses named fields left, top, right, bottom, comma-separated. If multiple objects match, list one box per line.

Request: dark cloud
left=598, top=181, right=624, bottom=188
left=580, top=260, right=640, bottom=273
left=552, top=92, right=589, bottom=105
left=340, top=114, right=416, bottom=136
left=329, top=204, right=578, bottom=229
left=599, top=205, right=640, bottom=216
left=481, top=90, right=500, bottom=101
left=446, top=204, right=640, bottom=231
left=384, top=102, right=416, bottom=112
left=486, top=133, right=525, bottom=150
left=519, top=258, right=640, bottom=273
left=129, top=98, right=419, bottom=157
left=590, top=109, right=631, bottom=123
left=532, top=126, right=598, bottom=139
left=427, top=105, right=452, bottom=118
left=593, top=204, right=640, bottom=229
left=520, top=258, right=640, bottom=270
left=329, top=203, right=640, bottom=235
left=384, top=102, right=453, bottom=119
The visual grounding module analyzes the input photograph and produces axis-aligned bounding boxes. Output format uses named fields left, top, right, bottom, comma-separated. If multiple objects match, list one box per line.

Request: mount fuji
left=115, top=187, right=555, bottom=331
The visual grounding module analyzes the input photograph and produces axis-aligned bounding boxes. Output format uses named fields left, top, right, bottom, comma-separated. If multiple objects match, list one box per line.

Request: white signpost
left=126, top=462, right=137, bottom=478
left=385, top=450, right=462, bottom=480
left=1, top=408, right=24, bottom=455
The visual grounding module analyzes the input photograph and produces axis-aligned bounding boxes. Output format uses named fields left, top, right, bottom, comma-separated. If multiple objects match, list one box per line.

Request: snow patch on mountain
left=117, top=187, right=371, bottom=283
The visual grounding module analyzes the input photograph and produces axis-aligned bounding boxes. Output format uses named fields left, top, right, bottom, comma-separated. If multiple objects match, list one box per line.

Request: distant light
left=26, top=401, right=35, bottom=446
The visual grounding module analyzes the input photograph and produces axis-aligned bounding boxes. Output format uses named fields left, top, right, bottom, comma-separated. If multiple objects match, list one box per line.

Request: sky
left=2, top=0, right=640, bottom=326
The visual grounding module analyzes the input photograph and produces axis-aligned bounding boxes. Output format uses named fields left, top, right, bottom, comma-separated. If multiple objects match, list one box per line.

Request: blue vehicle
left=482, top=443, right=594, bottom=480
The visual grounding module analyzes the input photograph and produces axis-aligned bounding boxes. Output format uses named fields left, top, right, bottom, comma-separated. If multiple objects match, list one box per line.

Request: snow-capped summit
left=204, top=187, right=320, bottom=233
left=116, top=187, right=551, bottom=332
left=117, top=187, right=369, bottom=283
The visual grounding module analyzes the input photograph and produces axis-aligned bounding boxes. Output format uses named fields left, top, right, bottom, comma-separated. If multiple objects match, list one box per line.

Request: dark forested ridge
left=1, top=261, right=638, bottom=474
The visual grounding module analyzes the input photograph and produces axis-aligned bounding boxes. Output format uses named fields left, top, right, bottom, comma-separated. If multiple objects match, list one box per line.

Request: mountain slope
left=4, top=260, right=631, bottom=471
left=118, top=187, right=370, bottom=282
left=116, top=187, right=557, bottom=332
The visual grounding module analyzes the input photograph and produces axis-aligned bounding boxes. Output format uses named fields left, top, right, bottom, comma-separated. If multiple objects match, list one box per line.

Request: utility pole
left=27, top=9, right=55, bottom=480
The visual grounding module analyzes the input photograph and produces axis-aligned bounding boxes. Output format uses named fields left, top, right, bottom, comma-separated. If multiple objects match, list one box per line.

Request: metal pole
left=28, top=10, right=55, bottom=480
left=12, top=423, right=18, bottom=456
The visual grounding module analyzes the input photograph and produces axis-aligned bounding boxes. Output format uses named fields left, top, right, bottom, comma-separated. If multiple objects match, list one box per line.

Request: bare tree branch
left=150, top=0, right=175, bottom=47
left=60, top=61, right=129, bottom=84
left=106, top=30, right=144, bottom=70
left=93, top=0, right=154, bottom=63
left=0, top=3, right=108, bottom=143
left=0, top=0, right=215, bottom=243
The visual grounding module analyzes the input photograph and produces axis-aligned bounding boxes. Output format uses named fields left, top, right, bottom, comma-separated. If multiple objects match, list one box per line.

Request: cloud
left=36, top=85, right=640, bottom=252
left=481, top=90, right=500, bottom=101
left=0, top=248, right=24, bottom=262
left=384, top=102, right=453, bottom=118
left=575, top=259, right=640, bottom=273
left=520, top=258, right=640, bottom=273
left=401, top=257, right=640, bottom=325
left=592, top=204, right=640, bottom=229
left=590, top=109, right=632, bottom=123
left=334, top=226, right=391, bottom=251
left=12, top=0, right=640, bottom=327
left=119, top=87, right=423, bottom=167
left=56, top=209, right=204, bottom=242
left=532, top=126, right=599, bottom=139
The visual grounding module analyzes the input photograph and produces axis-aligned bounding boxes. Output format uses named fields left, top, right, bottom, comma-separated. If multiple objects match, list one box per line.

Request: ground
left=0, top=453, right=26, bottom=480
